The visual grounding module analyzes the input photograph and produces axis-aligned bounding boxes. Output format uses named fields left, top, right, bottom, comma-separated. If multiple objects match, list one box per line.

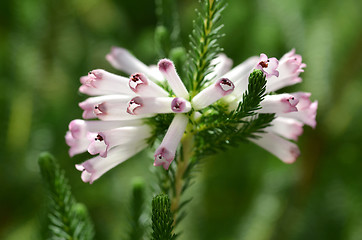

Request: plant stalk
left=170, top=132, right=194, bottom=225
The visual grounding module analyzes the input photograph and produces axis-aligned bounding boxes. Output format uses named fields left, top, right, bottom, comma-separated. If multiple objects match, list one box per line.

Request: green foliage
left=38, top=153, right=94, bottom=240
left=194, top=70, right=275, bottom=158
left=186, top=0, right=226, bottom=94
left=151, top=194, right=176, bottom=240
left=127, top=177, right=147, bottom=240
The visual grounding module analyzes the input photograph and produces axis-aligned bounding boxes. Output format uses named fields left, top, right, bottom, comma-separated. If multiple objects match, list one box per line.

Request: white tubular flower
left=87, top=125, right=152, bottom=158
left=205, top=53, right=233, bottom=81
left=210, top=49, right=315, bottom=164
left=127, top=97, right=191, bottom=115
left=76, top=142, right=147, bottom=184
left=258, top=94, right=299, bottom=114
left=217, top=50, right=306, bottom=100
left=65, top=119, right=146, bottom=157
left=65, top=120, right=96, bottom=157
left=106, top=46, right=164, bottom=83
left=68, top=46, right=195, bottom=183
left=266, top=49, right=306, bottom=92
left=154, top=114, right=189, bottom=170
left=264, top=117, right=304, bottom=141
left=223, top=56, right=259, bottom=97
left=255, top=53, right=279, bottom=78
left=158, top=59, right=189, bottom=99
left=250, top=92, right=317, bottom=163
left=250, top=132, right=300, bottom=164
left=192, top=78, right=235, bottom=110
left=79, top=95, right=147, bottom=121
left=79, top=69, right=134, bottom=96
left=129, top=73, right=169, bottom=97
left=278, top=92, right=318, bottom=128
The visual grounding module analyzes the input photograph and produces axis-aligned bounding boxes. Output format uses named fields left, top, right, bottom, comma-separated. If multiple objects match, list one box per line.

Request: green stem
left=170, top=131, right=194, bottom=226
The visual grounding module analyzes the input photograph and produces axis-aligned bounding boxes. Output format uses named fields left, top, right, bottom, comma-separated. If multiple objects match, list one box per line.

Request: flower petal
left=279, top=101, right=318, bottom=128
left=158, top=59, right=189, bottom=99
left=259, top=94, right=299, bottom=114
left=250, top=132, right=300, bottom=163
left=205, top=53, right=233, bottom=81
left=87, top=125, right=152, bottom=157
left=127, top=96, right=191, bottom=115
left=191, top=78, right=234, bottom=110
left=154, top=114, right=188, bottom=169
left=79, top=69, right=133, bottom=96
left=80, top=95, right=150, bottom=120
left=266, top=49, right=306, bottom=92
left=255, top=54, right=279, bottom=78
left=265, top=117, right=304, bottom=141
left=106, top=46, right=163, bottom=83
left=222, top=56, right=259, bottom=96
left=129, top=73, right=169, bottom=97
left=76, top=142, right=147, bottom=184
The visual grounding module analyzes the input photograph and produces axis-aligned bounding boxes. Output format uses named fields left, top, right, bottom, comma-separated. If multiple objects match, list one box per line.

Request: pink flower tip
left=216, top=78, right=234, bottom=95
left=285, top=146, right=301, bottom=164
left=127, top=97, right=142, bottom=115
left=153, top=147, right=174, bottom=170
left=158, top=59, right=173, bottom=73
left=283, top=95, right=299, bottom=112
left=75, top=162, right=96, bottom=184
left=256, top=53, right=279, bottom=78
left=129, top=73, right=148, bottom=92
left=171, top=97, right=190, bottom=113
left=87, top=134, right=108, bottom=157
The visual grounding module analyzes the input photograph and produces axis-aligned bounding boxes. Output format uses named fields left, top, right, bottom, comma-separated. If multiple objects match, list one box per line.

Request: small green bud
left=131, top=176, right=146, bottom=191
left=151, top=194, right=176, bottom=240
left=74, top=203, right=88, bottom=218
left=38, top=152, right=57, bottom=184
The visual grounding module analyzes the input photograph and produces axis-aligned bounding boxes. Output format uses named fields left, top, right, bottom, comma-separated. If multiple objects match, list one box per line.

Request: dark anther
left=95, top=134, right=103, bottom=141
left=259, top=61, right=268, bottom=68
left=173, top=102, right=181, bottom=109
left=221, top=78, right=232, bottom=86
left=131, top=74, right=141, bottom=82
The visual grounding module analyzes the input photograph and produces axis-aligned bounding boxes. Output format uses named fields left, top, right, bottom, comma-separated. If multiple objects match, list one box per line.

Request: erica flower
left=67, top=46, right=236, bottom=183
left=66, top=47, right=193, bottom=183
left=213, top=49, right=317, bottom=163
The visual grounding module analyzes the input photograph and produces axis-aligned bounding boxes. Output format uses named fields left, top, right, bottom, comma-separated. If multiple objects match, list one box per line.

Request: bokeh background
left=1, top=0, right=361, bottom=239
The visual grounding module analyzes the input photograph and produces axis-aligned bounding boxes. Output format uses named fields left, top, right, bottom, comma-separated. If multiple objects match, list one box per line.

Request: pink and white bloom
left=158, top=59, right=189, bottom=99
left=211, top=49, right=317, bottom=163
left=106, top=46, right=164, bottom=83
left=251, top=92, right=317, bottom=163
left=255, top=53, right=279, bottom=78
left=258, top=94, right=299, bottom=114
left=250, top=132, right=300, bottom=164
left=192, top=78, right=235, bottom=110
left=68, top=47, right=198, bottom=183
left=76, top=142, right=147, bottom=184
left=266, top=49, right=306, bottom=93
left=79, top=69, right=134, bottom=96
left=154, top=114, right=189, bottom=170
left=65, top=120, right=97, bottom=157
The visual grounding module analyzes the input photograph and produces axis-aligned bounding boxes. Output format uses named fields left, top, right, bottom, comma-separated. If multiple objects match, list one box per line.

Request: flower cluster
left=66, top=47, right=317, bottom=183
left=66, top=47, right=235, bottom=183
left=213, top=49, right=317, bottom=163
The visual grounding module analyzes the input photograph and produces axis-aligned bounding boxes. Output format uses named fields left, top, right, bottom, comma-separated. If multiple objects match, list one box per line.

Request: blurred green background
left=1, top=0, right=361, bottom=239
